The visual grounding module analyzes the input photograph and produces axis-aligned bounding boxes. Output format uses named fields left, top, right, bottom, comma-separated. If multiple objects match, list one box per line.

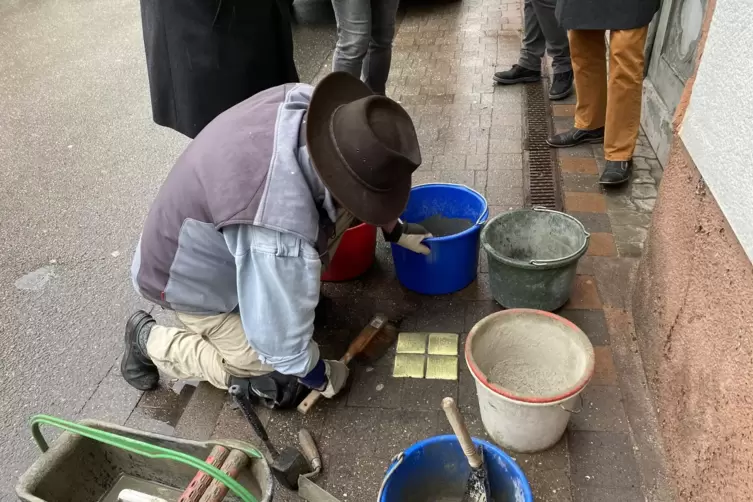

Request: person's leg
left=546, top=29, right=607, bottom=147
left=518, top=0, right=546, bottom=72
left=362, top=0, right=399, bottom=94
left=331, top=0, right=372, bottom=80
left=145, top=312, right=270, bottom=390
left=604, top=26, right=649, bottom=161
left=493, top=0, right=544, bottom=85
left=598, top=26, right=649, bottom=184
left=530, top=0, right=570, bottom=75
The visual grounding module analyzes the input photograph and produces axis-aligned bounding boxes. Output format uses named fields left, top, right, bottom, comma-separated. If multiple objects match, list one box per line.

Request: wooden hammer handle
left=442, top=397, right=483, bottom=469
left=296, top=353, right=353, bottom=414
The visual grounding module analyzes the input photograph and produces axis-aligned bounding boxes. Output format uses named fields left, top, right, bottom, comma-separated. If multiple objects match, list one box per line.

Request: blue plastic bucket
left=391, top=184, right=489, bottom=295
left=378, top=435, right=533, bottom=502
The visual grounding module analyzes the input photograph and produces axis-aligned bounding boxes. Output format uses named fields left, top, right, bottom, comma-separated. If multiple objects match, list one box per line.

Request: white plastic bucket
left=465, top=309, right=594, bottom=453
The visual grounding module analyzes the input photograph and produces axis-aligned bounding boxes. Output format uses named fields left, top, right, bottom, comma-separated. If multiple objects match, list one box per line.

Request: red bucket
left=321, top=223, right=377, bottom=282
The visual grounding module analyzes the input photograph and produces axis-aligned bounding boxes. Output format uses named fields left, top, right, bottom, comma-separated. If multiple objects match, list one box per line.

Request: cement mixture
left=418, top=214, right=473, bottom=237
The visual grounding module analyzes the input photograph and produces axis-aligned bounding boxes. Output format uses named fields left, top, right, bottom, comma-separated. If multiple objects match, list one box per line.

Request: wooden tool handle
left=198, top=450, right=248, bottom=502
left=442, top=397, right=483, bottom=469
left=179, top=445, right=229, bottom=502
left=298, top=429, right=322, bottom=473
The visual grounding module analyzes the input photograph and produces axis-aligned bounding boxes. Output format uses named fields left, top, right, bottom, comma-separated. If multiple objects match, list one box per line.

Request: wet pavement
left=1, top=0, right=672, bottom=500
left=0, top=0, right=336, bottom=497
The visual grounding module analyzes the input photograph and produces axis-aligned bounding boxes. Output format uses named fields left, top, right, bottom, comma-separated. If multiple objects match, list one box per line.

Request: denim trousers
left=331, top=0, right=400, bottom=94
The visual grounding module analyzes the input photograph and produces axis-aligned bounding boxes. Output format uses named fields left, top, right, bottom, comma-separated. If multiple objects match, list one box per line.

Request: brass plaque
left=425, top=355, right=458, bottom=380
left=396, top=332, right=428, bottom=354
left=393, top=354, right=426, bottom=378
left=427, top=333, right=459, bottom=356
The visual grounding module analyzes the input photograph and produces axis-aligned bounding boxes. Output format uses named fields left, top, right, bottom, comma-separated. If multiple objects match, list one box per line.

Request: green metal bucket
left=481, top=208, right=590, bottom=311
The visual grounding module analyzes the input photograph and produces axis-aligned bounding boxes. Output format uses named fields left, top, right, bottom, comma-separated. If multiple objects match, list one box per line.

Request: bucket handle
left=529, top=207, right=590, bottom=267
left=29, top=414, right=260, bottom=502
left=559, top=393, right=584, bottom=414
left=376, top=451, right=404, bottom=502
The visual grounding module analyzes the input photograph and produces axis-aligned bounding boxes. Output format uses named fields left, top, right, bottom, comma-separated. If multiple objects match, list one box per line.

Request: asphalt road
left=0, top=0, right=335, bottom=497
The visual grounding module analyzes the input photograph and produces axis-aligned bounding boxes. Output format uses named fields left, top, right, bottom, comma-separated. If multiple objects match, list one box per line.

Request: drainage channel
left=523, top=79, right=562, bottom=210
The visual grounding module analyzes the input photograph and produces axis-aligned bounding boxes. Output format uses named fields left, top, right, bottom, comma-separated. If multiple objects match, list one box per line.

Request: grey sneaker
left=121, top=310, right=159, bottom=391
left=599, top=160, right=633, bottom=185
left=546, top=127, right=604, bottom=148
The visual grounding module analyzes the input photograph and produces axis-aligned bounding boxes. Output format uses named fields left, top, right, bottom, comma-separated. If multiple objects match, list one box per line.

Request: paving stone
left=606, top=208, right=651, bottom=228
left=564, top=275, right=602, bottom=310
left=485, top=184, right=524, bottom=207
left=564, top=192, right=607, bottom=213
left=459, top=273, right=493, bottom=300
left=487, top=168, right=523, bottom=187
left=633, top=198, right=656, bottom=212
left=615, top=241, right=644, bottom=258
left=510, top=437, right=571, bottom=471
left=586, top=232, right=617, bottom=257
left=466, top=153, right=489, bottom=170
left=557, top=144, right=595, bottom=158
left=604, top=193, right=637, bottom=212
left=631, top=182, right=658, bottom=199
left=592, top=346, right=618, bottom=385
left=632, top=157, right=652, bottom=171
left=557, top=310, right=610, bottom=346
left=489, top=138, right=523, bottom=154
left=631, top=169, right=655, bottom=185
left=431, top=153, right=467, bottom=170
left=569, top=212, right=612, bottom=233
left=589, top=256, right=639, bottom=309
left=407, top=298, right=466, bottom=332
left=568, top=431, right=641, bottom=489
left=464, top=300, right=503, bottom=331
left=569, top=386, right=629, bottom=432
left=612, top=225, right=648, bottom=246
left=575, top=255, right=596, bottom=276
left=552, top=104, right=575, bottom=116
left=523, top=467, right=574, bottom=502
left=347, top=365, right=403, bottom=408
left=374, top=409, right=443, bottom=461
left=632, top=143, right=657, bottom=159
left=562, top=173, right=602, bottom=193
left=572, top=486, right=645, bottom=502
left=400, top=377, right=458, bottom=411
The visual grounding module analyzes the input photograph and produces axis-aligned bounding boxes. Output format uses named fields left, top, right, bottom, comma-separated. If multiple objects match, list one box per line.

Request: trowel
left=296, top=429, right=341, bottom=502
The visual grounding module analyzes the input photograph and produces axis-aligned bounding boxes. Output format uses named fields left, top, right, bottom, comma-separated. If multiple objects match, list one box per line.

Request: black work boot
left=599, top=160, right=633, bottom=185
left=546, top=127, right=604, bottom=148
left=493, top=65, right=541, bottom=85
left=121, top=310, right=159, bottom=391
left=229, top=373, right=306, bottom=410
left=549, top=71, right=574, bottom=100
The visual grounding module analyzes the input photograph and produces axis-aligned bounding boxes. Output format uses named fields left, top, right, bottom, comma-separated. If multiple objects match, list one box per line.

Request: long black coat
left=140, top=0, right=299, bottom=139
left=556, top=0, right=661, bottom=31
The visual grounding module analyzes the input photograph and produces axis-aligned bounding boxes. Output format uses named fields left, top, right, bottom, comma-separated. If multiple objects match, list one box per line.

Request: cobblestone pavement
left=203, top=2, right=669, bottom=502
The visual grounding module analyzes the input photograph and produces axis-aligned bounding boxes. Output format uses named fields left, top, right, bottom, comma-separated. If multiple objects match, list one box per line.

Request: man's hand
left=383, top=221, right=432, bottom=255
left=321, top=360, right=349, bottom=398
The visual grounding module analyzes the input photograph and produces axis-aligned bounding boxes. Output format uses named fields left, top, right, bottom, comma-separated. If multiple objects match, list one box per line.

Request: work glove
left=383, top=220, right=432, bottom=255
left=321, top=360, right=350, bottom=398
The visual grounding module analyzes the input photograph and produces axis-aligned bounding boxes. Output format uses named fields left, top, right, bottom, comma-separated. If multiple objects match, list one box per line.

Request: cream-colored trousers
left=146, top=312, right=273, bottom=390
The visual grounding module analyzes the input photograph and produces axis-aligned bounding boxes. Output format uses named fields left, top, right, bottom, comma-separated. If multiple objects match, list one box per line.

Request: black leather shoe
left=493, top=65, right=541, bottom=85
left=121, top=310, right=159, bottom=391
left=230, top=373, right=306, bottom=410
left=546, top=127, right=604, bottom=148
left=549, top=71, right=574, bottom=100
left=599, top=160, right=633, bottom=185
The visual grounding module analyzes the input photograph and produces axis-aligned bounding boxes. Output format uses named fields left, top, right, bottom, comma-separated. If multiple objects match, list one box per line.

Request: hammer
left=297, top=313, right=398, bottom=414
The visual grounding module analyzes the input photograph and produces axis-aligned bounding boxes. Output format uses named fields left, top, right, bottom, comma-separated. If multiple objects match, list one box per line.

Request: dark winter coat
left=139, top=0, right=299, bottom=139
left=556, top=0, right=661, bottom=31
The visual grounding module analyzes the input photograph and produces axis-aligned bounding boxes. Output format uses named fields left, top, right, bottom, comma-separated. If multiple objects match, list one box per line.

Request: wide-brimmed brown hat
left=306, top=72, right=422, bottom=226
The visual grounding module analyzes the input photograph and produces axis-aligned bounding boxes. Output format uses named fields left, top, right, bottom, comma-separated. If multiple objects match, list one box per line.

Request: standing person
left=493, top=0, right=574, bottom=101
left=122, top=73, right=432, bottom=409
left=331, top=0, right=400, bottom=95
left=140, top=0, right=299, bottom=139
left=547, top=0, right=660, bottom=185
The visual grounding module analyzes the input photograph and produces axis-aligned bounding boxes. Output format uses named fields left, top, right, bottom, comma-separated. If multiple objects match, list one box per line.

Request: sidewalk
left=208, top=2, right=670, bottom=501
